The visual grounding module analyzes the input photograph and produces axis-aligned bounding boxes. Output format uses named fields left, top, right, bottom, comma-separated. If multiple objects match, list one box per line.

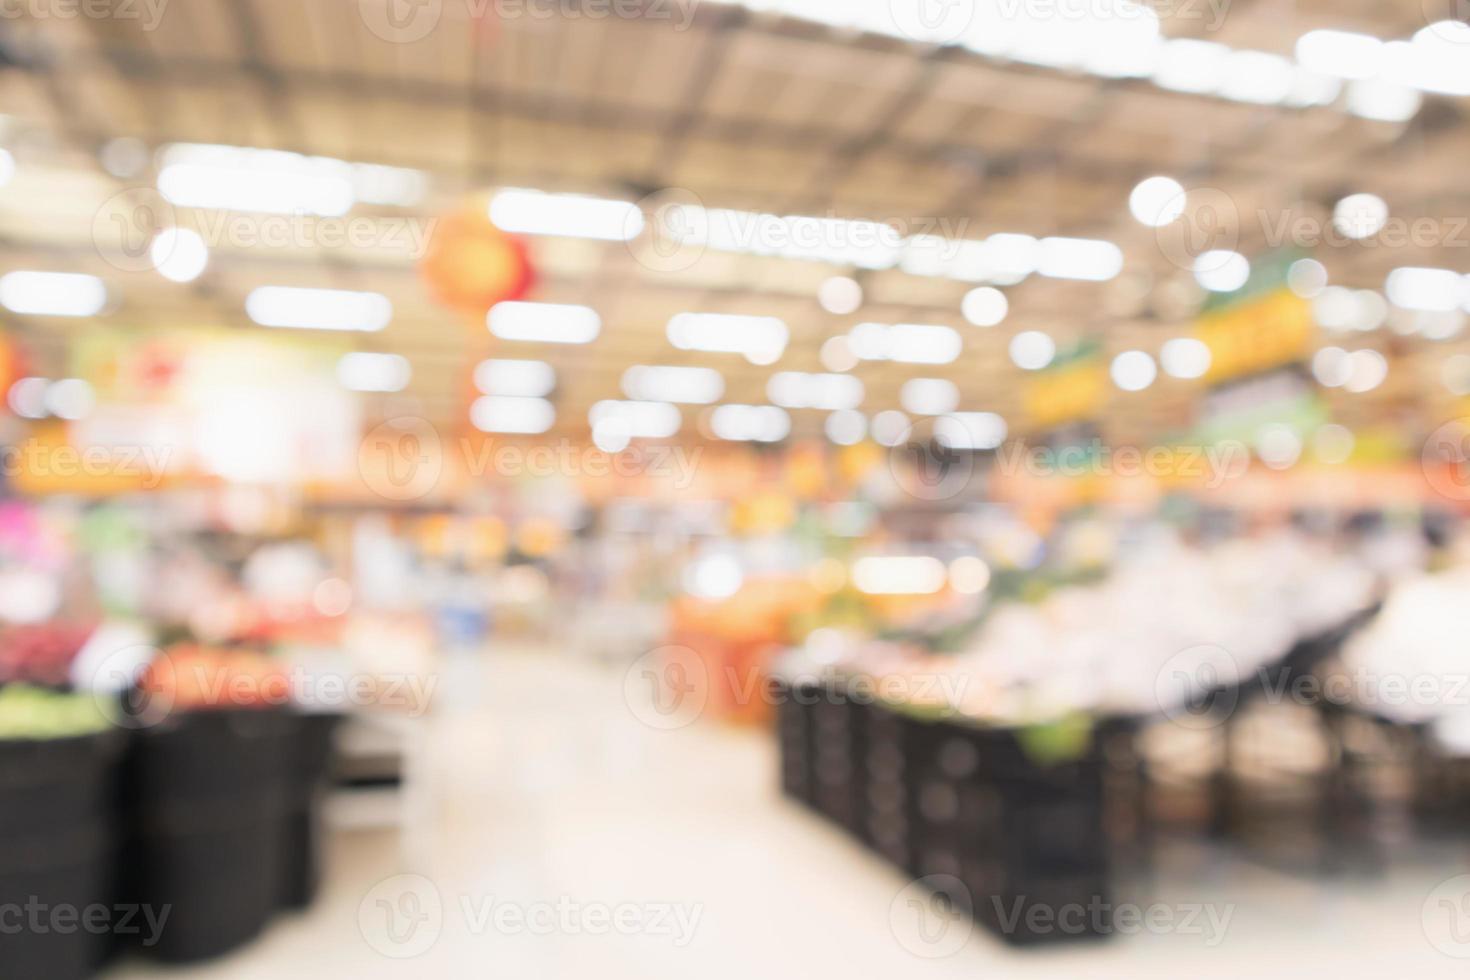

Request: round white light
left=591, top=417, right=632, bottom=453
left=1287, top=258, right=1328, bottom=298
left=1128, top=176, right=1186, bottom=227
left=684, top=555, right=743, bottom=600
left=1344, top=349, right=1388, bottom=393
left=1256, top=424, right=1303, bottom=470
left=1194, top=250, right=1250, bottom=292
left=819, top=336, right=859, bottom=373
left=818, top=276, right=864, bottom=315
left=1332, top=193, right=1388, bottom=240
left=1312, top=346, right=1351, bottom=387
left=948, top=555, right=991, bottom=595
left=45, top=379, right=95, bottom=420
left=871, top=410, right=910, bottom=447
left=1110, top=350, right=1157, bottom=391
left=1160, top=338, right=1211, bottom=379
left=1009, top=331, right=1055, bottom=371
left=961, top=286, right=1008, bottom=327
left=825, top=410, right=867, bottom=446
left=7, top=377, right=49, bottom=419
left=150, top=227, right=210, bottom=283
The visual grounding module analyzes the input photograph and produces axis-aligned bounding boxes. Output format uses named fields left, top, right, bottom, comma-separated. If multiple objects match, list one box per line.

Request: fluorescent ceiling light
left=489, top=302, right=602, bottom=344
left=589, top=400, right=682, bottom=439
left=1295, top=29, right=1384, bottom=80
left=667, top=313, right=789, bottom=365
left=150, top=228, right=209, bottom=283
left=1129, top=176, right=1186, bottom=227
left=1286, top=67, right=1343, bottom=107
left=490, top=188, right=643, bottom=241
left=1038, top=237, right=1124, bottom=281
left=1386, top=268, right=1465, bottom=313
left=245, top=287, right=391, bottom=332
left=962, top=287, right=1009, bottom=327
left=7, top=377, right=48, bottom=418
left=622, top=365, right=724, bottom=404
left=825, top=410, right=867, bottom=446
left=853, top=556, right=946, bottom=595
left=847, top=323, right=962, bottom=365
left=1009, top=331, right=1056, bottom=371
left=0, top=271, right=107, bottom=317
left=935, top=412, right=1008, bottom=451
left=157, top=144, right=356, bottom=216
left=766, top=371, right=864, bottom=411
left=1110, top=350, right=1158, bottom=392
left=900, top=378, right=960, bottom=416
left=337, top=352, right=411, bottom=393
left=1160, top=338, right=1211, bottom=379
left=674, top=206, right=906, bottom=270
left=472, top=359, right=555, bottom=399
left=710, top=404, right=790, bottom=443
left=1153, top=39, right=1231, bottom=94
left=1346, top=79, right=1421, bottom=122
left=44, top=379, right=95, bottom=420
left=1218, top=50, right=1294, bottom=104
left=470, top=395, right=555, bottom=434
left=351, top=163, right=428, bottom=207
left=1194, top=250, right=1250, bottom=293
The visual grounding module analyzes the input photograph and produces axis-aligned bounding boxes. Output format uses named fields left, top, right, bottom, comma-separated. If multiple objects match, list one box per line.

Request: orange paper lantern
left=420, top=206, right=535, bottom=317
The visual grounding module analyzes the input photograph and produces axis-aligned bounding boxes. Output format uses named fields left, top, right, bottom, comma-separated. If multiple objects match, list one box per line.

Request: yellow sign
left=1025, top=358, right=1107, bottom=428
left=1197, top=289, right=1312, bottom=383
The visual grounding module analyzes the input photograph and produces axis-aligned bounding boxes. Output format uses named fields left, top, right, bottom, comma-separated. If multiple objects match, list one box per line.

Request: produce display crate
left=773, top=678, right=1112, bottom=946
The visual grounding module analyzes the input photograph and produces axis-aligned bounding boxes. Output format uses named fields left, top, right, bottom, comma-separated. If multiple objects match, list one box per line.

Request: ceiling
left=0, top=0, right=1465, bottom=445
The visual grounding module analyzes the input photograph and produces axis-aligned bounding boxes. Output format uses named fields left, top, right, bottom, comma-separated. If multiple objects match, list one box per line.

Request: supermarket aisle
left=115, top=648, right=1467, bottom=978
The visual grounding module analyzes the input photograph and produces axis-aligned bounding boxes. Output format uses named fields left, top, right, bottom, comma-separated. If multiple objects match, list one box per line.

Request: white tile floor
left=112, top=649, right=1470, bottom=978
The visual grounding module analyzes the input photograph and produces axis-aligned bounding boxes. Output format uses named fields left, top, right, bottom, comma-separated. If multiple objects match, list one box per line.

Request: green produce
left=0, top=684, right=110, bottom=740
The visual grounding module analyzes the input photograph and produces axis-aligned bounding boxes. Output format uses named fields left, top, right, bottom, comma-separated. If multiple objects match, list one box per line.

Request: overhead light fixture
left=1129, top=176, right=1186, bottom=227
left=900, top=378, right=960, bottom=415
left=1160, top=338, right=1211, bottom=379
left=1312, top=346, right=1352, bottom=387
left=1037, top=237, right=1124, bottom=282
left=7, top=377, right=49, bottom=419
left=1386, top=267, right=1465, bottom=312
left=621, top=365, right=724, bottom=404
left=1346, top=79, right=1421, bottom=122
left=709, top=404, right=790, bottom=443
left=1287, top=258, right=1329, bottom=298
left=667, top=313, right=788, bottom=365
left=825, top=410, right=867, bottom=446
left=767, top=372, right=864, bottom=411
left=490, top=188, right=642, bottom=241
left=337, top=352, right=411, bottom=392
left=870, top=410, right=911, bottom=447
left=853, top=556, right=946, bottom=596
left=935, top=412, right=1007, bottom=451
left=820, top=335, right=859, bottom=373
left=0, top=271, right=108, bottom=317
left=1194, top=250, right=1250, bottom=293
left=44, top=379, right=95, bottom=421
left=489, top=302, right=602, bottom=344
left=150, top=228, right=209, bottom=283
left=474, top=358, right=556, bottom=397
left=157, top=144, right=356, bottom=216
left=351, top=162, right=428, bottom=207
left=1153, top=39, right=1231, bottom=94
left=818, top=276, right=864, bottom=315
left=1218, top=50, right=1295, bottom=104
left=1009, top=330, right=1056, bottom=371
left=245, top=286, right=391, bottom=332
left=1110, top=350, right=1158, bottom=391
left=847, top=323, right=962, bottom=365
left=1332, top=193, right=1388, bottom=239
left=589, top=400, right=682, bottom=439
left=962, top=287, right=1008, bottom=327
left=1344, top=349, right=1388, bottom=393
left=470, top=395, right=556, bottom=434
left=1295, top=29, right=1384, bottom=81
